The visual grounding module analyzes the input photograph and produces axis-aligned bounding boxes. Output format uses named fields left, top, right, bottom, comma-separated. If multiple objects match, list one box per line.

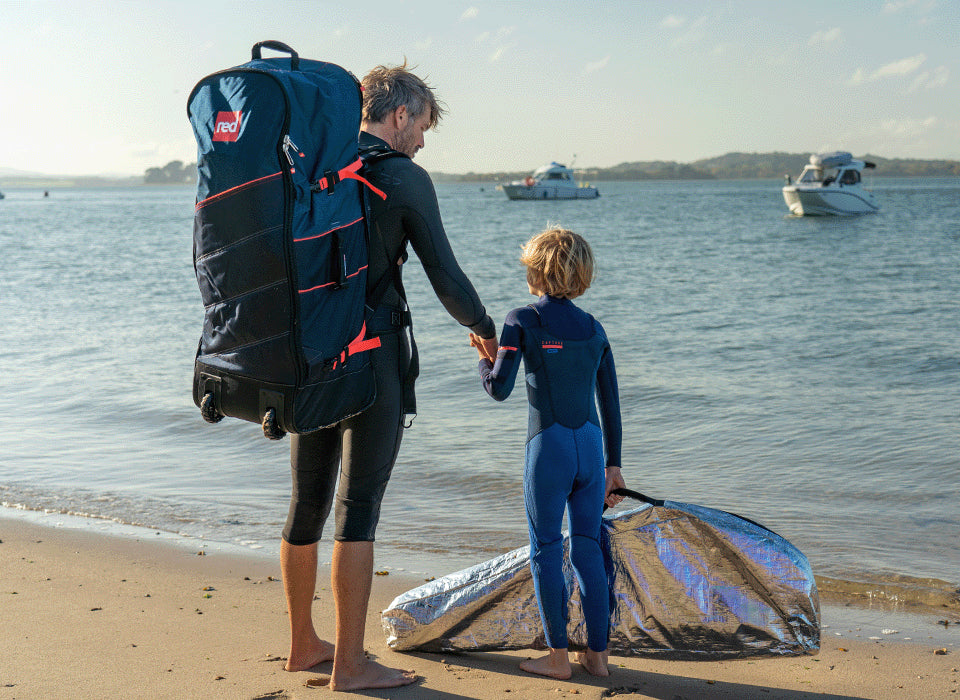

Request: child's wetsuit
left=479, top=294, right=621, bottom=652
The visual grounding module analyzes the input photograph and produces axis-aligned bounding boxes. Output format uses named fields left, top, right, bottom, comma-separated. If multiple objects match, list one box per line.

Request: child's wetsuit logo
left=213, top=111, right=243, bottom=142
left=542, top=341, right=563, bottom=353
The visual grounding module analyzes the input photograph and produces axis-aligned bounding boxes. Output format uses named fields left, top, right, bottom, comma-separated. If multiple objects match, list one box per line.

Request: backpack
left=187, top=41, right=390, bottom=440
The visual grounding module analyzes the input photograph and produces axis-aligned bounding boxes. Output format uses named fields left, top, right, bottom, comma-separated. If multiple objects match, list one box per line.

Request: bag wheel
left=262, top=407, right=286, bottom=440
left=199, top=391, right=224, bottom=423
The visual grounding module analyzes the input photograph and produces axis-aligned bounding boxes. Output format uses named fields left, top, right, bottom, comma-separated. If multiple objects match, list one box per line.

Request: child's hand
left=469, top=333, right=498, bottom=362
left=603, top=466, right=626, bottom=508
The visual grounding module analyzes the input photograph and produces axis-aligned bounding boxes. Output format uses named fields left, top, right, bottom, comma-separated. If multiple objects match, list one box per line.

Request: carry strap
left=326, top=145, right=413, bottom=371
left=251, top=41, right=299, bottom=70
left=312, top=158, right=387, bottom=200
left=610, top=487, right=664, bottom=507
left=359, top=144, right=410, bottom=166
left=606, top=487, right=774, bottom=534
left=329, top=321, right=381, bottom=370
left=359, top=143, right=412, bottom=320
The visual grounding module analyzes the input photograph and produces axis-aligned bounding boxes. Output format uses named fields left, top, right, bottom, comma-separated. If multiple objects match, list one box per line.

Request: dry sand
left=1, top=516, right=957, bottom=699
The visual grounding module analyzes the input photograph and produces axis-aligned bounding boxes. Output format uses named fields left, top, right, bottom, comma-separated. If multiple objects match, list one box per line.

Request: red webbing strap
left=347, top=321, right=381, bottom=355
left=332, top=321, right=382, bottom=369
left=315, top=158, right=387, bottom=200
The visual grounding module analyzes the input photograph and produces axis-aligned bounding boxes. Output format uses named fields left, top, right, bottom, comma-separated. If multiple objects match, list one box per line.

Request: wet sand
left=1, top=516, right=957, bottom=699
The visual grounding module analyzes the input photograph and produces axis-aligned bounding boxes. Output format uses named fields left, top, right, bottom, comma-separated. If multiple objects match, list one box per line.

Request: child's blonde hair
left=519, top=227, right=594, bottom=299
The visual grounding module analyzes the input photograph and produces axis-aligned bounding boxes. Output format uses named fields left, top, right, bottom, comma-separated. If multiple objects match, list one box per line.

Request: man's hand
left=469, top=333, right=498, bottom=362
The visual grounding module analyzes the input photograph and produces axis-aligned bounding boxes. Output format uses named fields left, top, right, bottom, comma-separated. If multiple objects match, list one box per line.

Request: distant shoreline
left=3, top=174, right=959, bottom=189
left=3, top=151, right=959, bottom=188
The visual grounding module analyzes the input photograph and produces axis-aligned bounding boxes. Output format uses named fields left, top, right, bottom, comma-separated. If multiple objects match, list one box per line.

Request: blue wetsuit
left=479, top=294, right=621, bottom=652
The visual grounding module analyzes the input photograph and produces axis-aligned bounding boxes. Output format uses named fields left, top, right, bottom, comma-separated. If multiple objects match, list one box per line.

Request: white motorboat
left=782, top=152, right=879, bottom=216
left=501, top=162, right=599, bottom=200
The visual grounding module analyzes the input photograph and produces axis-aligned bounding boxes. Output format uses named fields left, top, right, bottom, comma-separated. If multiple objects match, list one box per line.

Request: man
left=280, top=62, right=498, bottom=691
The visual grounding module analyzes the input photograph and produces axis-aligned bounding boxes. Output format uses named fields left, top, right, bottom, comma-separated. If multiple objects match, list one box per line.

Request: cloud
left=849, top=54, right=926, bottom=84
left=460, top=7, right=478, bottom=21
left=582, top=55, right=610, bottom=75
left=878, top=116, right=938, bottom=137
left=909, top=65, right=950, bottom=91
left=882, top=0, right=936, bottom=13
left=808, top=27, right=842, bottom=46
left=660, top=14, right=685, bottom=29
left=476, top=25, right=517, bottom=63
left=672, top=15, right=708, bottom=46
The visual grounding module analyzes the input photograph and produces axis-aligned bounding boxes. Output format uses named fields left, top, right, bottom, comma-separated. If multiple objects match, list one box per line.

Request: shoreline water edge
left=1, top=512, right=957, bottom=700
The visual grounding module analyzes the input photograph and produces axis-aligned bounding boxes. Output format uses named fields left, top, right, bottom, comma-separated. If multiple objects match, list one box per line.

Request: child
left=469, top=227, right=625, bottom=679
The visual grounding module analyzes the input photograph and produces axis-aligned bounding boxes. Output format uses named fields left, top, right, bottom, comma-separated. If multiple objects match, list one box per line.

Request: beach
left=2, top=516, right=956, bottom=699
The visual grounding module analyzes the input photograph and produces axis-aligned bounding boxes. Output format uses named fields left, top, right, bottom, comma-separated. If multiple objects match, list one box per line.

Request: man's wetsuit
left=283, top=132, right=496, bottom=545
left=479, top=294, right=620, bottom=651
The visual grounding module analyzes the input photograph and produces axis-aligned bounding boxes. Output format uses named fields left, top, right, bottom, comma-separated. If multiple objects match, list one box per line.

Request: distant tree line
left=432, top=152, right=960, bottom=182
left=144, top=160, right=195, bottom=184
left=143, top=154, right=960, bottom=185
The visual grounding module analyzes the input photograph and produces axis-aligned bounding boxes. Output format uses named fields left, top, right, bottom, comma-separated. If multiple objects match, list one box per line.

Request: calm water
left=0, top=179, right=957, bottom=606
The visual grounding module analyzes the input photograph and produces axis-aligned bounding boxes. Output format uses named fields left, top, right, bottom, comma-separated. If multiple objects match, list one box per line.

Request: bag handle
left=252, top=41, right=299, bottom=70
left=607, top=487, right=774, bottom=534
left=610, top=487, right=664, bottom=507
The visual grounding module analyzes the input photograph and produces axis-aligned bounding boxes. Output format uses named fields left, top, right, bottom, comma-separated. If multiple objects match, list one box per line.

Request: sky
left=1, top=0, right=958, bottom=177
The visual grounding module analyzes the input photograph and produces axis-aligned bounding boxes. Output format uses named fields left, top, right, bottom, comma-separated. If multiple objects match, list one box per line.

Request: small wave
left=816, top=573, right=960, bottom=611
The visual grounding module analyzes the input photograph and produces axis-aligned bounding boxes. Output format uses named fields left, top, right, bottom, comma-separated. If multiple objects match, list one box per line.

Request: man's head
left=361, top=61, right=445, bottom=158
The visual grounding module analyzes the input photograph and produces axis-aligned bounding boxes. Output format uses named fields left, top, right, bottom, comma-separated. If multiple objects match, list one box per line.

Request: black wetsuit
left=282, top=132, right=496, bottom=545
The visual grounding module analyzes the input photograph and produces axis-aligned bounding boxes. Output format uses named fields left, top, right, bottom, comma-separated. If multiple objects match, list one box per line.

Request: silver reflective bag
left=382, top=491, right=819, bottom=659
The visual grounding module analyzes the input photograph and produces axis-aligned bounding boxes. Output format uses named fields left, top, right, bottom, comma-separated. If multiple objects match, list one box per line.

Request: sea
left=1, top=178, right=957, bottom=611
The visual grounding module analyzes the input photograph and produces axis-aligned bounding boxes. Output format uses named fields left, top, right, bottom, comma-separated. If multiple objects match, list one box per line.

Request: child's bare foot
left=519, top=650, right=572, bottom=679
left=329, top=658, right=418, bottom=691
left=284, top=638, right=335, bottom=672
left=576, top=649, right=609, bottom=677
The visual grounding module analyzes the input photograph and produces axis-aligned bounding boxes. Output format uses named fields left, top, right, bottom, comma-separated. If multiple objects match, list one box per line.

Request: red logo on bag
left=212, top=111, right=242, bottom=142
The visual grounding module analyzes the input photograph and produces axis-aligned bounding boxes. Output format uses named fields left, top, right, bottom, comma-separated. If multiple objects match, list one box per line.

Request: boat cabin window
left=544, top=172, right=570, bottom=180
left=839, top=169, right=859, bottom=185
left=820, top=168, right=841, bottom=186
left=798, top=167, right=822, bottom=183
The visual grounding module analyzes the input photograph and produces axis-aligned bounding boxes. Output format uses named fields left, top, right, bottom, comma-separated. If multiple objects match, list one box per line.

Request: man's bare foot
left=329, top=658, right=418, bottom=691
left=519, top=650, right=572, bottom=679
left=284, top=638, right=335, bottom=672
left=576, top=649, right=610, bottom=677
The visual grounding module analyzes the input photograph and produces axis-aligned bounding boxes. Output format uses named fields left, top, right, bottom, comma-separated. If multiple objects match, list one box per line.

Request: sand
left=1, top=516, right=957, bottom=699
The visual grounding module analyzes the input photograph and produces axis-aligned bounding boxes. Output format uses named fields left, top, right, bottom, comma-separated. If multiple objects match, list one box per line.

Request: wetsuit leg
left=283, top=426, right=341, bottom=546
left=333, top=331, right=404, bottom=541
left=282, top=332, right=404, bottom=545
left=524, top=424, right=577, bottom=649
left=566, top=423, right=609, bottom=652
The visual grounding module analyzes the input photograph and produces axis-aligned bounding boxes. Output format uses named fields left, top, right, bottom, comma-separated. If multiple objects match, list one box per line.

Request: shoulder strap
left=359, top=143, right=411, bottom=166
left=360, top=143, right=410, bottom=315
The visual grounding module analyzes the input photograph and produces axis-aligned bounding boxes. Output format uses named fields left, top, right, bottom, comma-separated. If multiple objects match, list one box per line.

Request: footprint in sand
left=442, top=662, right=487, bottom=680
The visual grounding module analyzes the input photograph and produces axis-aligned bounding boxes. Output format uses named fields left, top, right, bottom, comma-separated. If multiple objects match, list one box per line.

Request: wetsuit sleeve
left=400, top=166, right=496, bottom=339
left=596, top=332, right=622, bottom=468
left=479, top=309, right=524, bottom=401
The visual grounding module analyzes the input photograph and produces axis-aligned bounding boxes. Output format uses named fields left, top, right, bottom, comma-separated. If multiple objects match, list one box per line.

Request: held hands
left=603, top=466, right=626, bottom=508
left=469, top=333, right=499, bottom=363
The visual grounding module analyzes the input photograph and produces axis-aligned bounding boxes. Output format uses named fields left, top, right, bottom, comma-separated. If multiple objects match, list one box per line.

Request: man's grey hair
left=361, top=61, right=446, bottom=128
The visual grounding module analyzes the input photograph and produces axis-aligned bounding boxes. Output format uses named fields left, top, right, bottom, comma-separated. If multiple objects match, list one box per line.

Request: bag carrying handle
left=252, top=41, right=299, bottom=70
left=610, top=487, right=664, bottom=508
left=607, top=487, right=773, bottom=533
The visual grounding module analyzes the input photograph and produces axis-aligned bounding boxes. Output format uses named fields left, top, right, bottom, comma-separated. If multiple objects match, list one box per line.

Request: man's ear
left=392, top=104, right=408, bottom=128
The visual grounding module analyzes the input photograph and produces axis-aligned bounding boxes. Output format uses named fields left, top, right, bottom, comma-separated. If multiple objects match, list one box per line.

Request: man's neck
left=361, top=121, right=395, bottom=150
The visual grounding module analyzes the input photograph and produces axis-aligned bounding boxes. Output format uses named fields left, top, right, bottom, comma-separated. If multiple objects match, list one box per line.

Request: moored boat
left=502, top=162, right=599, bottom=200
left=782, top=152, right=879, bottom=216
